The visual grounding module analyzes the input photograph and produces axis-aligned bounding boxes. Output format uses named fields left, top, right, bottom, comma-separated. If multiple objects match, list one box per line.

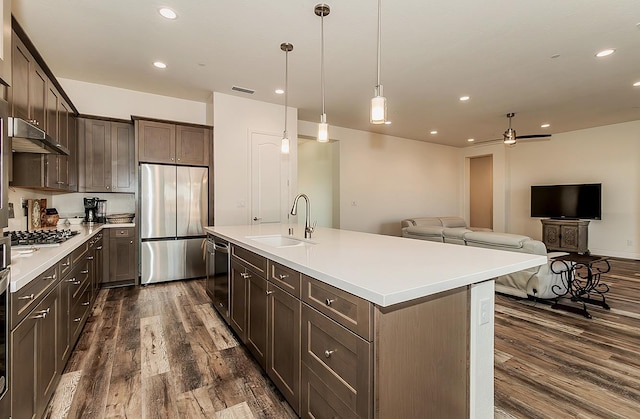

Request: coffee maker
left=84, top=197, right=98, bottom=223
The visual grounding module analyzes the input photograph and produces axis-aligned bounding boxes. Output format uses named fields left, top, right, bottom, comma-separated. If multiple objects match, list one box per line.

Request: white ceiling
left=12, top=0, right=640, bottom=147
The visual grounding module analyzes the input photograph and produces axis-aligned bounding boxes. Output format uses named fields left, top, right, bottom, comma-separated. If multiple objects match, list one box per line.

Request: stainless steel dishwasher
left=206, top=235, right=230, bottom=322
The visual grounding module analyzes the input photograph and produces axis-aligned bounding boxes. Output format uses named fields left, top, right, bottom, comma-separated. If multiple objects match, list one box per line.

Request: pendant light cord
left=376, top=0, right=381, bottom=89
left=284, top=49, right=289, bottom=136
left=321, top=12, right=326, bottom=115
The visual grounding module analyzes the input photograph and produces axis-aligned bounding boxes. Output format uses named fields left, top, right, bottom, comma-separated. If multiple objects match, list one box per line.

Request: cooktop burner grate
left=7, top=229, right=80, bottom=247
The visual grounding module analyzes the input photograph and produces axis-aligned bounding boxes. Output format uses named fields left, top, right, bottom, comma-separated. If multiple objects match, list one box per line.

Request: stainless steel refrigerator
left=140, top=164, right=208, bottom=285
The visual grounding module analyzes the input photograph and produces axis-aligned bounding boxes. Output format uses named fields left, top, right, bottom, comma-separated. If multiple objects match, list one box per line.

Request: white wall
left=298, top=121, right=462, bottom=236
left=213, top=92, right=297, bottom=226
left=58, top=78, right=208, bottom=124
left=505, top=120, right=640, bottom=259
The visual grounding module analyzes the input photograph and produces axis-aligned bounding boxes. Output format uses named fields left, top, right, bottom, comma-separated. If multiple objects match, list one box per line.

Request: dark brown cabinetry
left=0, top=0, right=11, bottom=86
left=230, top=258, right=249, bottom=342
left=101, top=228, right=137, bottom=286
left=11, top=273, right=61, bottom=419
left=541, top=219, right=590, bottom=254
left=78, top=118, right=135, bottom=193
left=247, top=273, right=268, bottom=368
left=137, top=119, right=211, bottom=166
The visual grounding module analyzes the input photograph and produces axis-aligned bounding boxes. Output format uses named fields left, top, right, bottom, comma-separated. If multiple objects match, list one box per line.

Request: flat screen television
left=530, top=183, right=602, bottom=220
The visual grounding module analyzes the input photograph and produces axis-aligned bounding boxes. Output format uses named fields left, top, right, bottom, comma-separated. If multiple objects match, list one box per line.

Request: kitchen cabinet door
left=176, top=125, right=210, bottom=166
left=246, top=273, right=268, bottom=369
left=267, top=283, right=301, bottom=415
left=111, top=122, right=135, bottom=192
left=68, top=115, right=78, bottom=191
left=10, top=34, right=30, bottom=120
left=138, top=119, right=176, bottom=164
left=80, top=118, right=112, bottom=192
left=105, top=228, right=137, bottom=285
left=11, top=310, right=37, bottom=419
left=30, top=64, right=47, bottom=129
left=230, top=259, right=248, bottom=342
left=36, top=287, right=60, bottom=417
left=46, top=85, right=59, bottom=142
left=0, top=0, right=11, bottom=86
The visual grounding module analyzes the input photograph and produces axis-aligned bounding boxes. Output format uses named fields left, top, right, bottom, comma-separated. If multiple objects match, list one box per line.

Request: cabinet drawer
left=231, top=245, right=267, bottom=275
left=70, top=281, right=92, bottom=339
left=301, top=305, right=372, bottom=419
left=59, top=254, right=72, bottom=278
left=302, top=275, right=373, bottom=340
left=301, top=364, right=359, bottom=419
left=68, top=262, right=91, bottom=305
left=268, top=261, right=301, bottom=298
left=112, top=228, right=134, bottom=238
left=11, top=265, right=58, bottom=329
left=71, top=240, right=89, bottom=266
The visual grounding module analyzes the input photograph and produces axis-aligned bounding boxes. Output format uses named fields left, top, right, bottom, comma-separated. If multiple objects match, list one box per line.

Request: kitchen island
left=206, top=224, right=546, bottom=419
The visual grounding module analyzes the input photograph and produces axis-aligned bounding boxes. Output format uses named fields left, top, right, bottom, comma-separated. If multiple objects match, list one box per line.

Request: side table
left=550, top=254, right=611, bottom=319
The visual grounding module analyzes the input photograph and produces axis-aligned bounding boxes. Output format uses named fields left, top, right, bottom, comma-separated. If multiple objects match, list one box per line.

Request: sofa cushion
left=439, top=217, right=467, bottom=228
left=443, top=227, right=472, bottom=239
left=464, top=231, right=531, bottom=249
left=405, top=225, right=444, bottom=237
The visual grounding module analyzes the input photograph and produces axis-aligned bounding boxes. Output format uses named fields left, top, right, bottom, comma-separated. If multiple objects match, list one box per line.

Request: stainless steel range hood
left=8, top=117, right=70, bottom=155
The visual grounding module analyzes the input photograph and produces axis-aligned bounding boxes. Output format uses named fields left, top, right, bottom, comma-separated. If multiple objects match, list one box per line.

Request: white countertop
left=8, top=223, right=135, bottom=292
left=206, top=224, right=547, bottom=307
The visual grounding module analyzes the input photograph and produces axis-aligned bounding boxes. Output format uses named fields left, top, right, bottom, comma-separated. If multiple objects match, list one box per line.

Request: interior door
left=469, top=155, right=493, bottom=230
left=250, top=132, right=286, bottom=224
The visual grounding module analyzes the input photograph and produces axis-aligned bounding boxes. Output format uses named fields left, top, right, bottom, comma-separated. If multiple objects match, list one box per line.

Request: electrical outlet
left=479, top=298, right=490, bottom=325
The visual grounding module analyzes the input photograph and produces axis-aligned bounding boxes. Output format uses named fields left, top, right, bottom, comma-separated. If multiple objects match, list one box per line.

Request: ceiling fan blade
left=515, top=134, right=552, bottom=139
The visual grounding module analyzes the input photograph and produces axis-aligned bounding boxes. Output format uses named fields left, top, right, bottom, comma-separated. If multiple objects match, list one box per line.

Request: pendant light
left=370, top=0, right=387, bottom=124
left=315, top=4, right=330, bottom=143
left=280, top=42, right=293, bottom=154
left=503, top=112, right=517, bottom=145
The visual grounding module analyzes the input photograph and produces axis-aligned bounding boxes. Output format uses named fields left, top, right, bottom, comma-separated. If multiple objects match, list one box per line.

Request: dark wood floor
left=46, top=258, right=640, bottom=418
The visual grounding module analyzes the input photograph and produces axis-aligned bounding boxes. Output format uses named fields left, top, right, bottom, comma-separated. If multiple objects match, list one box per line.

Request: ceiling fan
left=481, top=112, right=552, bottom=146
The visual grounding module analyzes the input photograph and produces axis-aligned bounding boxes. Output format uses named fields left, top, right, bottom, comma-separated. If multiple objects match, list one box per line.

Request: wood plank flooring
left=45, top=257, right=640, bottom=418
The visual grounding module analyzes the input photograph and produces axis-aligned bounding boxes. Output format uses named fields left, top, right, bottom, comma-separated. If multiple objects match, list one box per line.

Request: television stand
left=541, top=219, right=590, bottom=255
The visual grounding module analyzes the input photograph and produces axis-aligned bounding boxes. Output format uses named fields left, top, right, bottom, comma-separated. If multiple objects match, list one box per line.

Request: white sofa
left=401, top=217, right=569, bottom=300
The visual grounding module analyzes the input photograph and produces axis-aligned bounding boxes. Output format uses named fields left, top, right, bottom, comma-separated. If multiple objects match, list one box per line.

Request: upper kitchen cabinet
left=0, top=0, right=11, bottom=87
left=78, top=117, right=135, bottom=193
left=137, top=118, right=211, bottom=166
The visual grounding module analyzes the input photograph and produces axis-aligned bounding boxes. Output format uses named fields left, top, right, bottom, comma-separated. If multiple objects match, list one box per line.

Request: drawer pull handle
left=18, top=293, right=35, bottom=301
left=240, top=272, right=251, bottom=279
left=61, top=261, right=70, bottom=267
left=80, top=270, right=89, bottom=274
left=266, top=290, right=274, bottom=295
left=32, top=308, right=50, bottom=319
left=43, top=273, right=56, bottom=281
left=73, top=317, right=82, bottom=322
left=86, top=256, right=94, bottom=260
left=66, top=277, right=77, bottom=283
left=72, top=280, right=81, bottom=285
left=81, top=301, right=90, bottom=306
left=325, top=298, right=335, bottom=306
left=96, top=246, right=103, bottom=250
left=278, top=274, right=289, bottom=279
left=324, top=350, right=335, bottom=358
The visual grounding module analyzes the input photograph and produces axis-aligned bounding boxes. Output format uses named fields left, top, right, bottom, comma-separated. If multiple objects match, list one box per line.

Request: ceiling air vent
left=232, top=85, right=255, bottom=94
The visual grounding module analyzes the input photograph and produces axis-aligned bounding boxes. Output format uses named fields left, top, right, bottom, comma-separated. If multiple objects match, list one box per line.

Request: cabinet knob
left=81, top=301, right=90, bottom=306
left=87, top=256, right=94, bottom=260
left=324, top=350, right=335, bottom=358
left=106, top=186, right=110, bottom=190
left=130, top=240, right=133, bottom=244
left=80, top=270, right=89, bottom=274
left=73, top=317, right=82, bottom=323
left=325, top=298, right=335, bottom=306
left=97, top=246, right=103, bottom=250
left=18, top=293, right=35, bottom=301
left=61, top=261, right=70, bottom=267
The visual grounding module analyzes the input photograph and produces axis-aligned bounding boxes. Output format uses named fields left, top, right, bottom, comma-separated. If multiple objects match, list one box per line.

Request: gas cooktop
left=7, top=229, right=80, bottom=248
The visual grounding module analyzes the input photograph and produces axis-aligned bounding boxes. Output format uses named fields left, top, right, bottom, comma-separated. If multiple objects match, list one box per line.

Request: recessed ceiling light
left=275, top=89, right=284, bottom=94
left=459, top=96, right=470, bottom=101
left=153, top=61, right=167, bottom=69
left=384, top=121, right=392, bottom=125
left=159, top=7, right=177, bottom=19
left=595, top=49, right=615, bottom=58
left=633, top=81, right=640, bottom=87
left=540, top=123, right=551, bottom=128
left=430, top=130, right=438, bottom=135
left=467, top=138, right=474, bottom=142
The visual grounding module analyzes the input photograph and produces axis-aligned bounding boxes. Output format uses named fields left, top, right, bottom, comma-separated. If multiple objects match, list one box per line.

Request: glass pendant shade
left=370, top=87, right=387, bottom=124
left=503, top=128, right=517, bottom=145
left=318, top=114, right=329, bottom=143
left=281, top=133, right=290, bottom=154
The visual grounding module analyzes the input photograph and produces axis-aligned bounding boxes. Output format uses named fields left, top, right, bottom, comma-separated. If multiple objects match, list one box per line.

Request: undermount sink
left=247, top=234, right=316, bottom=248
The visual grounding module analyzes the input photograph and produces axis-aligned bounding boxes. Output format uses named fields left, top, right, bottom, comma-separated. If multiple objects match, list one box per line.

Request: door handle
left=253, top=217, right=262, bottom=221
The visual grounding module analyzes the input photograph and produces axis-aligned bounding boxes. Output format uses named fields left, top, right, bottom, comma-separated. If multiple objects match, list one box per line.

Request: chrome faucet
left=290, top=193, right=315, bottom=239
